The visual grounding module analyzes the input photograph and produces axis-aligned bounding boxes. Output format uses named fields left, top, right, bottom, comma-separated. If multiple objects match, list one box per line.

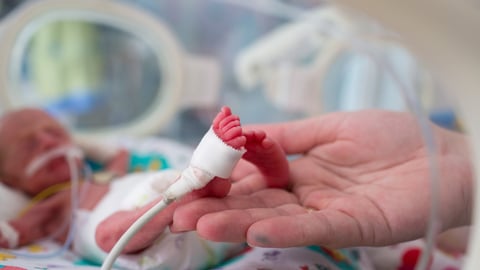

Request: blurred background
left=0, top=1, right=478, bottom=269
left=0, top=0, right=462, bottom=145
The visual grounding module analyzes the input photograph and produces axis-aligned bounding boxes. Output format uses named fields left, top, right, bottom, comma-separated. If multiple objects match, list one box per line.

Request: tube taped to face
left=25, top=145, right=84, bottom=177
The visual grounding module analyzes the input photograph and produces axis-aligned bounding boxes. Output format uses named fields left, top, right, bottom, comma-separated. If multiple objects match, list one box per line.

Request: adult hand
left=171, top=110, right=472, bottom=248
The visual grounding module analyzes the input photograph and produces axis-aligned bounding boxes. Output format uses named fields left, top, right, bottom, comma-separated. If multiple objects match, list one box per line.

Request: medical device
left=100, top=127, right=245, bottom=269
left=0, top=0, right=222, bottom=141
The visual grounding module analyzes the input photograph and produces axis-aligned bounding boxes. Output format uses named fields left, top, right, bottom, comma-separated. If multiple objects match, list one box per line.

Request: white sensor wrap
left=189, top=127, right=245, bottom=179
left=100, top=127, right=246, bottom=269
left=162, top=167, right=213, bottom=199
left=0, top=221, right=19, bottom=248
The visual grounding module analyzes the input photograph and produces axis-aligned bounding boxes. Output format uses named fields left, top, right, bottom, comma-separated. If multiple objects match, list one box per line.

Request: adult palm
left=172, top=110, right=472, bottom=249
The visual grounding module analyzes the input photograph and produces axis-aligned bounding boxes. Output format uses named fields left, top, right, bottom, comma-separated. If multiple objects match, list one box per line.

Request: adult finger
left=244, top=113, right=345, bottom=155
left=196, top=204, right=308, bottom=242
left=230, top=171, right=273, bottom=195
left=197, top=208, right=366, bottom=248
left=97, top=177, right=231, bottom=252
left=171, top=189, right=298, bottom=233
left=139, top=177, right=232, bottom=230
left=244, top=209, right=365, bottom=248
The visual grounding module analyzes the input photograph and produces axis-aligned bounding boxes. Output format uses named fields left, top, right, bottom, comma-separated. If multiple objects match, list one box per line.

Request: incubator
left=0, top=0, right=478, bottom=269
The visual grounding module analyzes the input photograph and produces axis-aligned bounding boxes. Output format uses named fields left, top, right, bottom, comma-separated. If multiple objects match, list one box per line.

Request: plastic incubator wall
left=0, top=0, right=478, bottom=269
left=0, top=0, right=462, bottom=145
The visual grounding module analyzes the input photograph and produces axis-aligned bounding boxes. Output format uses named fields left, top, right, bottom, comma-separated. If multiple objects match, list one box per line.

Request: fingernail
left=170, top=223, right=187, bottom=233
left=249, top=234, right=272, bottom=247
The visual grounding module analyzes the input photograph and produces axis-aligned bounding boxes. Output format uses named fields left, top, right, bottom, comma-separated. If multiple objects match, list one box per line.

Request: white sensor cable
left=101, top=128, right=245, bottom=270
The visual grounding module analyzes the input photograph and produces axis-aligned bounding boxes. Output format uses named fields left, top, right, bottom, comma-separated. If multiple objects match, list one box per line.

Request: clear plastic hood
left=0, top=1, right=479, bottom=269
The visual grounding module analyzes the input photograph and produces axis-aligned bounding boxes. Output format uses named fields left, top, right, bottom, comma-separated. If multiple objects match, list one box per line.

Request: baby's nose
left=36, top=130, right=62, bottom=150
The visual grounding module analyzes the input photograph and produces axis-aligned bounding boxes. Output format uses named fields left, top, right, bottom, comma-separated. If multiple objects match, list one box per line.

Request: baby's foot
left=242, top=130, right=289, bottom=188
left=212, top=106, right=246, bottom=150
left=213, top=106, right=289, bottom=188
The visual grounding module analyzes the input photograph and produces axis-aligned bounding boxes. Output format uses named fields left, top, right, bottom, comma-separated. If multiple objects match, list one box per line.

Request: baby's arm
left=0, top=183, right=109, bottom=249
left=0, top=191, right=71, bottom=248
left=95, top=106, right=246, bottom=253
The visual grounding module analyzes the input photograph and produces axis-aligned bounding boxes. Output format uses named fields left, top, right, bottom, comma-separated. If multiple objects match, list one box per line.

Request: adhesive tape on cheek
left=190, top=127, right=246, bottom=179
left=0, top=221, right=19, bottom=248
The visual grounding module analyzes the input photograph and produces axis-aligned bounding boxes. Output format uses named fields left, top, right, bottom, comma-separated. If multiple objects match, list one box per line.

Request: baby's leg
left=242, top=129, right=289, bottom=188
left=95, top=106, right=246, bottom=254
left=213, top=106, right=288, bottom=188
left=95, top=106, right=288, bottom=254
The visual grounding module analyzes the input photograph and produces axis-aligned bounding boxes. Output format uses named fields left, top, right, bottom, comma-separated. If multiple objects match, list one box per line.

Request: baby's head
left=0, top=108, right=74, bottom=196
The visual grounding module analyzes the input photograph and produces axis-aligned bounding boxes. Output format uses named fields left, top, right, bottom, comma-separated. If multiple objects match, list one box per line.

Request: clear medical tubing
left=9, top=146, right=90, bottom=259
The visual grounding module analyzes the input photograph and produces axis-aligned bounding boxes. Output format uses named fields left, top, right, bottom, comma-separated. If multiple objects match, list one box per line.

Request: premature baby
left=0, top=106, right=289, bottom=269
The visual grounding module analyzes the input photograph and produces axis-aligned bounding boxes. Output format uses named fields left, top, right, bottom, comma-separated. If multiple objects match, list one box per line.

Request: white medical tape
left=163, top=166, right=214, bottom=199
left=0, top=221, right=19, bottom=248
left=180, top=166, right=214, bottom=190
left=189, top=127, right=245, bottom=179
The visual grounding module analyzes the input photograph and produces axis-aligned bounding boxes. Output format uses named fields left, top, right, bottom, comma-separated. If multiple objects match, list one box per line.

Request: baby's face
left=0, top=110, right=73, bottom=195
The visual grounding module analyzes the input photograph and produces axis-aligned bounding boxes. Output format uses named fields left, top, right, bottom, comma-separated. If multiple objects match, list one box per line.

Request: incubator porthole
left=0, top=0, right=185, bottom=139
left=18, top=20, right=162, bottom=130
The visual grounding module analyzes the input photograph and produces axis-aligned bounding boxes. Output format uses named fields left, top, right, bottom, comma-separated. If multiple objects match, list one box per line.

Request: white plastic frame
left=234, top=6, right=348, bottom=115
left=234, top=5, right=415, bottom=115
left=0, top=0, right=185, bottom=140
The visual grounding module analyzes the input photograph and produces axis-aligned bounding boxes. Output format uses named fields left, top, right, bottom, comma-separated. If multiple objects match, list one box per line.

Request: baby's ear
left=0, top=180, right=29, bottom=220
